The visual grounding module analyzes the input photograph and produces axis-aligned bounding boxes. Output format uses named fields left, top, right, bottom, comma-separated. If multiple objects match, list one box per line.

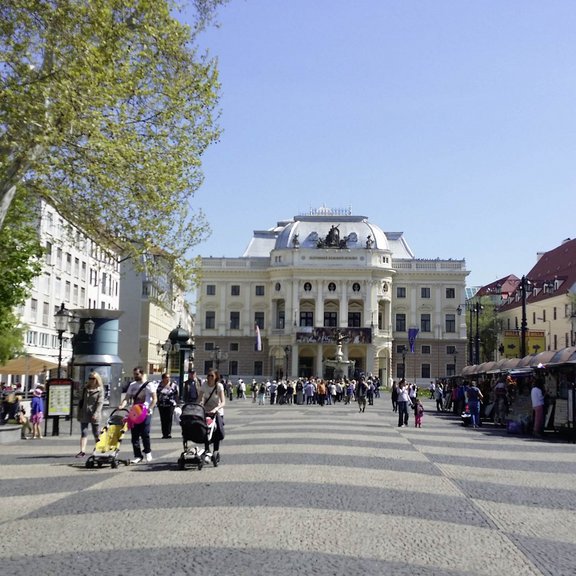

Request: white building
left=194, top=208, right=469, bottom=385
left=2, top=200, right=120, bottom=388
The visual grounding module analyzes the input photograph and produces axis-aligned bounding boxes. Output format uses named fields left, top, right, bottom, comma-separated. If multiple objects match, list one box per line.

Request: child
left=14, top=394, right=32, bottom=439
left=414, top=398, right=424, bottom=428
left=30, top=386, right=45, bottom=439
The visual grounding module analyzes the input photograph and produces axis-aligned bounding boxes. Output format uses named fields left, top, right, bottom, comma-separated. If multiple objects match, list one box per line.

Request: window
left=447, top=345, right=457, bottom=354
left=421, top=287, right=431, bottom=299
left=254, top=311, right=264, bottom=328
left=228, top=360, right=238, bottom=375
left=300, top=311, right=313, bottom=327
left=421, top=364, right=431, bottom=378
left=231, top=285, right=240, bottom=296
left=396, top=287, right=406, bottom=298
left=206, top=284, right=216, bottom=296
left=275, top=282, right=281, bottom=291
left=56, top=247, right=62, bottom=268
left=352, top=282, right=361, bottom=292
left=445, top=314, right=456, bottom=333
left=396, top=344, right=406, bottom=354
left=42, top=302, right=50, bottom=326
left=304, top=282, right=312, bottom=292
left=229, top=343, right=239, bottom=352
left=348, top=312, right=361, bottom=328
left=66, top=252, right=72, bottom=273
left=421, top=345, right=431, bottom=354
left=446, top=288, right=455, bottom=299
left=230, top=311, right=240, bottom=329
left=45, top=242, right=52, bottom=265
left=324, top=312, right=337, bottom=327
left=421, top=314, right=431, bottom=332
left=254, top=361, right=263, bottom=376
left=204, top=342, right=215, bottom=351
left=328, top=282, right=336, bottom=292
left=205, top=311, right=215, bottom=329
left=74, top=257, right=80, bottom=277
left=255, top=285, right=265, bottom=296
left=204, top=361, right=214, bottom=374
left=395, top=313, right=406, bottom=332
left=277, top=311, right=285, bottom=329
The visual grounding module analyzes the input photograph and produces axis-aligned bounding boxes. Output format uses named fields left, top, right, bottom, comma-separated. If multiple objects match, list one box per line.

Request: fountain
left=324, top=330, right=355, bottom=379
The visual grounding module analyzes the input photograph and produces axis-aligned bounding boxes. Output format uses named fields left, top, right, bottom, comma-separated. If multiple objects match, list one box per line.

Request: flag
left=408, top=328, right=419, bottom=353
left=255, top=324, right=262, bottom=351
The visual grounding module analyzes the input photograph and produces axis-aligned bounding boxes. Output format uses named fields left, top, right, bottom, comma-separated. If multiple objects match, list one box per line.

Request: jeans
left=131, top=414, right=152, bottom=458
left=398, top=401, right=409, bottom=426
left=158, top=404, right=174, bottom=437
left=468, top=400, right=480, bottom=427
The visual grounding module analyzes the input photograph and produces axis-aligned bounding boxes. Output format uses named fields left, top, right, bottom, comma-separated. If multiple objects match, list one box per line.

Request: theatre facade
left=194, top=208, right=469, bottom=385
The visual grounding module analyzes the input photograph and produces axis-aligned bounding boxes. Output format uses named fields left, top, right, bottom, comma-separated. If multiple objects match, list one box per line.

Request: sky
left=183, top=0, right=576, bottom=288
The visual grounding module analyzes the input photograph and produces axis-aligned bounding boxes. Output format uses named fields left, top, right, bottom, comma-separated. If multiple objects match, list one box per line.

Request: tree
left=0, top=192, right=43, bottom=362
left=1, top=0, right=226, bottom=282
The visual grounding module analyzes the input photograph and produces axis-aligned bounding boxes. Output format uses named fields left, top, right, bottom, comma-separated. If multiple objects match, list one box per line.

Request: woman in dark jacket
left=76, top=372, right=104, bottom=457
left=156, top=373, right=179, bottom=439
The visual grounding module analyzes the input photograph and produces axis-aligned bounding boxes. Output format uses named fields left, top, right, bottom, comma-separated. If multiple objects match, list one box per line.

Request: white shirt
left=531, top=386, right=545, bottom=408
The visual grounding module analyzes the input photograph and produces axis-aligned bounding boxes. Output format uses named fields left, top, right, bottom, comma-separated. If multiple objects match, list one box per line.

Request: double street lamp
left=54, top=303, right=94, bottom=378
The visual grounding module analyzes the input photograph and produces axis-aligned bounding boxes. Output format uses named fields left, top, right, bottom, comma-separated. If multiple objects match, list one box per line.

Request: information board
left=46, top=378, right=73, bottom=418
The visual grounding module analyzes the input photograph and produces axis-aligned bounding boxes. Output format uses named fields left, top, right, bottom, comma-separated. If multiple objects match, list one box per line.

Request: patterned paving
left=1, top=397, right=575, bottom=575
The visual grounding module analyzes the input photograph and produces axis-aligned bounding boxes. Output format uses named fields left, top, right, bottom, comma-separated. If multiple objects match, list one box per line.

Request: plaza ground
left=1, top=396, right=575, bottom=576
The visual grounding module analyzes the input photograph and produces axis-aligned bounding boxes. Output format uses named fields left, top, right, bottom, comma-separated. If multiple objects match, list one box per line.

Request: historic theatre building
left=194, top=208, right=468, bottom=386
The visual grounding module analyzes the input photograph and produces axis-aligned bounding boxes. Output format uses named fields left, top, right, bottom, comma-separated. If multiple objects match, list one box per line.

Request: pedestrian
left=466, top=380, right=483, bottom=429
left=366, top=379, right=374, bottom=405
left=182, top=369, right=200, bottom=403
left=397, top=380, right=411, bottom=427
left=435, top=383, right=444, bottom=412
left=391, top=381, right=399, bottom=412
left=119, top=367, right=157, bottom=464
left=414, top=398, right=424, bottom=427
left=198, top=369, right=226, bottom=466
left=531, top=380, right=546, bottom=437
left=257, top=381, right=266, bottom=405
left=15, top=394, right=32, bottom=439
left=356, top=378, right=368, bottom=412
left=295, top=380, right=304, bottom=405
left=156, top=373, right=179, bottom=439
left=76, top=372, right=104, bottom=457
left=251, top=379, right=258, bottom=402
left=30, top=385, right=45, bottom=439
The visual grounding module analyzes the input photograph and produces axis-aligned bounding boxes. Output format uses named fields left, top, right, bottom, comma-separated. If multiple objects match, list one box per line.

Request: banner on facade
left=296, top=327, right=372, bottom=344
left=408, top=327, right=419, bottom=353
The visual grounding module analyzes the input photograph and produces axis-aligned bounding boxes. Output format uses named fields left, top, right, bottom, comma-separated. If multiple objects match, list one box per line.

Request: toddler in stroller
left=177, top=403, right=219, bottom=470
left=85, top=408, right=130, bottom=469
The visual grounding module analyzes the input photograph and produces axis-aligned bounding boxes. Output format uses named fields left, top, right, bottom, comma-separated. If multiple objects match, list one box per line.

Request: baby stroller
left=86, top=408, right=130, bottom=469
left=177, top=403, right=217, bottom=470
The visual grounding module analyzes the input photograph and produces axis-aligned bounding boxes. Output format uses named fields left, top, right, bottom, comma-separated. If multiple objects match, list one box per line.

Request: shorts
left=31, top=412, right=43, bottom=424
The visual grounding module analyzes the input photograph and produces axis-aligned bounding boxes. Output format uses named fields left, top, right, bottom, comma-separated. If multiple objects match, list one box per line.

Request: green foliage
left=0, top=192, right=42, bottom=361
left=0, top=0, right=226, bottom=284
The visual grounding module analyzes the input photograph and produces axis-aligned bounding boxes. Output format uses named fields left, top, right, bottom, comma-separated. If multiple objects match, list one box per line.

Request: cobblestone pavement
left=1, top=397, right=576, bottom=576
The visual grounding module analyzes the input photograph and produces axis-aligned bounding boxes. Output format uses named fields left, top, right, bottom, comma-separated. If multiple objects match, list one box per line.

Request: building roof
left=242, top=210, right=415, bottom=259
left=499, top=238, right=576, bottom=310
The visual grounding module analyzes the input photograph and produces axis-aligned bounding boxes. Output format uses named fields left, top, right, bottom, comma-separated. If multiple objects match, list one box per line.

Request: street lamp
left=473, top=302, right=483, bottom=365
left=54, top=303, right=80, bottom=378
left=284, top=345, right=291, bottom=379
left=453, top=349, right=458, bottom=376
left=210, top=346, right=228, bottom=371
left=520, top=276, right=533, bottom=358
left=401, top=346, right=407, bottom=379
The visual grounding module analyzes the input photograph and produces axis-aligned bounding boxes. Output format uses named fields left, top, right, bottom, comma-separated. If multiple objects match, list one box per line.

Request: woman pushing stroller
left=198, top=369, right=226, bottom=466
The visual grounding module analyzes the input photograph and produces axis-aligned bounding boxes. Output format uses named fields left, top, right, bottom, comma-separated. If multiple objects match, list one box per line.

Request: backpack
left=259, top=384, right=266, bottom=394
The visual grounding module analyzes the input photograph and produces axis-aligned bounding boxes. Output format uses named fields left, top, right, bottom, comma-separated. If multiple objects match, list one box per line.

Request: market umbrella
left=0, top=355, right=58, bottom=374
left=546, top=346, right=576, bottom=366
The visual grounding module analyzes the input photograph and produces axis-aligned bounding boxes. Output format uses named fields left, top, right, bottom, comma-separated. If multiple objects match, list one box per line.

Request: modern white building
left=194, top=208, right=469, bottom=385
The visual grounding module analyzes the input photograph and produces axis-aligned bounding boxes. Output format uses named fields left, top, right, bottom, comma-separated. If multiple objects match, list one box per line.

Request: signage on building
left=296, top=327, right=372, bottom=344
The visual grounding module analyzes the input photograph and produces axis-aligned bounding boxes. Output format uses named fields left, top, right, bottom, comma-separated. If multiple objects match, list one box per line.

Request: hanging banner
left=408, top=328, right=419, bottom=353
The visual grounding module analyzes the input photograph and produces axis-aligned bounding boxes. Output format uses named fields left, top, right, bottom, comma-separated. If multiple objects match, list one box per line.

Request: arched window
left=328, top=282, right=336, bottom=292
left=304, top=282, right=312, bottom=292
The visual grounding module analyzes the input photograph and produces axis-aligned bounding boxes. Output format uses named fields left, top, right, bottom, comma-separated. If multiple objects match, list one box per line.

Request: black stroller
left=177, top=403, right=216, bottom=470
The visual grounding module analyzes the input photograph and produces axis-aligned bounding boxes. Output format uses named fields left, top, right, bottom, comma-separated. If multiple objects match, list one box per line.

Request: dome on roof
left=274, top=215, right=389, bottom=251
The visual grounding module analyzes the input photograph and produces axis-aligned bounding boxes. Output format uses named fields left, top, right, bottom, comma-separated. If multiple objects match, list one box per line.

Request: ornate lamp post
left=54, top=303, right=80, bottom=378
left=453, top=349, right=458, bottom=376
left=401, top=345, right=407, bottom=380
left=210, top=345, right=228, bottom=372
left=284, top=345, right=291, bottom=379
left=520, top=276, right=533, bottom=358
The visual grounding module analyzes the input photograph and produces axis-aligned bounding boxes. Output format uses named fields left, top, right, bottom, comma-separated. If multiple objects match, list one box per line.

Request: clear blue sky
left=184, top=0, right=576, bottom=288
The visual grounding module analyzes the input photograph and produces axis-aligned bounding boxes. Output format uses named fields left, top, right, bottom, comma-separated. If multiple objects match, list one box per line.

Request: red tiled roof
left=498, top=238, right=576, bottom=310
